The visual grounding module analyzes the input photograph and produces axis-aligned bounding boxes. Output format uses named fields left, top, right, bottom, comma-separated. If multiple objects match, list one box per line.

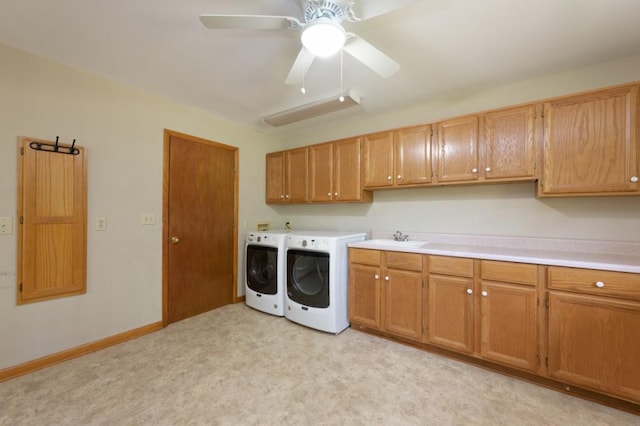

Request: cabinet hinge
left=545, top=298, right=549, bottom=309
left=20, top=216, right=24, bottom=224
left=19, top=283, right=23, bottom=292
left=20, top=147, right=24, bottom=155
left=536, top=355, right=540, bottom=367
left=536, top=298, right=539, bottom=307
left=545, top=357, right=548, bottom=367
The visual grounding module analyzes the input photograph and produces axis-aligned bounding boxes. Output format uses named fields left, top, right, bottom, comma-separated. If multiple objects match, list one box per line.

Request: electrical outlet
left=96, top=217, right=107, bottom=231
left=141, top=213, right=155, bottom=225
left=256, top=223, right=270, bottom=231
left=0, top=217, right=12, bottom=234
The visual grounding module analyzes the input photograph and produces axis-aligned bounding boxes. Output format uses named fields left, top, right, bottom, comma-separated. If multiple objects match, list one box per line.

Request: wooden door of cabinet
left=479, top=282, right=538, bottom=372
left=309, top=142, right=334, bottom=202
left=540, top=85, right=639, bottom=196
left=348, top=262, right=382, bottom=329
left=481, top=105, right=538, bottom=181
left=427, top=274, right=474, bottom=353
left=382, top=252, right=423, bottom=340
left=363, top=131, right=394, bottom=187
left=436, top=115, right=480, bottom=183
left=395, top=125, right=433, bottom=186
left=266, top=148, right=309, bottom=204
left=548, top=291, right=640, bottom=402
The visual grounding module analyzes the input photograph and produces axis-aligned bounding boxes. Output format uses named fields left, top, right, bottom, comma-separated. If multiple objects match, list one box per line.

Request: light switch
left=0, top=217, right=12, bottom=234
left=96, top=217, right=107, bottom=231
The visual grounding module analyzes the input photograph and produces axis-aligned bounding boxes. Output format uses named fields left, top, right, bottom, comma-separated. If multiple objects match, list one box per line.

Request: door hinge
left=20, top=216, right=24, bottom=224
left=19, top=283, right=23, bottom=292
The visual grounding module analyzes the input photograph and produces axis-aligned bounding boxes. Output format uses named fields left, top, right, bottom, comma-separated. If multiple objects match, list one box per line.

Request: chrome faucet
left=393, top=230, right=409, bottom=241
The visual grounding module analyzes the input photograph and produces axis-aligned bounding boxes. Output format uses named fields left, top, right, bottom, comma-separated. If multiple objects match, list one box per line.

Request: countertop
left=348, top=232, right=640, bottom=274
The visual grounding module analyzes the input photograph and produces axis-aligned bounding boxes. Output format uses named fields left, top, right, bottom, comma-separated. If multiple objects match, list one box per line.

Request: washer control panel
left=287, top=236, right=330, bottom=251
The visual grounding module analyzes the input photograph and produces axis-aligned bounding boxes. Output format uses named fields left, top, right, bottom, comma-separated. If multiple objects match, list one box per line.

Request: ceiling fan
left=199, top=0, right=417, bottom=85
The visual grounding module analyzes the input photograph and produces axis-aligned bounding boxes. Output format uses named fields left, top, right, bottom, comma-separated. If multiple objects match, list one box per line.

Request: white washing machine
left=285, top=231, right=366, bottom=334
left=245, top=230, right=288, bottom=316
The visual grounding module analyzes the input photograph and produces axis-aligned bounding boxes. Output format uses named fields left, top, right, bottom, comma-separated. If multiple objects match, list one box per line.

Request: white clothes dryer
left=285, top=231, right=366, bottom=334
left=245, top=230, right=288, bottom=316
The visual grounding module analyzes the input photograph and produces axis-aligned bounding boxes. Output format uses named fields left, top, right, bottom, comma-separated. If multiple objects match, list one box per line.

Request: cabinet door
left=548, top=291, right=640, bottom=402
left=480, top=282, right=537, bottom=372
left=265, top=151, right=285, bottom=203
left=542, top=86, right=639, bottom=195
left=308, top=143, right=333, bottom=202
left=481, top=105, right=537, bottom=180
left=286, top=147, right=309, bottom=203
left=348, top=263, right=382, bottom=329
left=383, top=268, right=423, bottom=340
left=427, top=274, right=474, bottom=353
left=395, top=125, right=432, bottom=185
left=437, top=115, right=479, bottom=183
left=334, top=137, right=363, bottom=201
left=363, top=131, right=394, bottom=187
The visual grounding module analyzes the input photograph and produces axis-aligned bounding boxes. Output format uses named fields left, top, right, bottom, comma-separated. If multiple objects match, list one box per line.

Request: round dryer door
left=287, top=249, right=330, bottom=308
left=246, top=245, right=278, bottom=295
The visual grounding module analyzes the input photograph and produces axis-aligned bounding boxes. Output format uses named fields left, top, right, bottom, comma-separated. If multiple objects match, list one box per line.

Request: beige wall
left=0, top=44, right=281, bottom=369
left=274, top=54, right=640, bottom=242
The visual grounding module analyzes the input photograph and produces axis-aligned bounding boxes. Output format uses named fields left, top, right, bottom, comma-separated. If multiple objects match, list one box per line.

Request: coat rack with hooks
left=29, top=136, right=80, bottom=155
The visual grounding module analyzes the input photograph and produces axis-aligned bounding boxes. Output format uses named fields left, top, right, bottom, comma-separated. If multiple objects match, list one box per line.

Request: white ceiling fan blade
left=285, top=47, right=315, bottom=85
left=344, top=35, right=399, bottom=78
left=199, top=14, right=301, bottom=30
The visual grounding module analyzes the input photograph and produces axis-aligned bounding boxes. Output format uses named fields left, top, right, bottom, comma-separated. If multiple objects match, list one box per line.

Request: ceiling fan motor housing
left=304, top=0, right=349, bottom=23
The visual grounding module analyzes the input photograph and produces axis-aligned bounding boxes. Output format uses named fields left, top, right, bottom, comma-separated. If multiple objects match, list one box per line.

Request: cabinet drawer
left=429, top=256, right=474, bottom=277
left=349, top=248, right=381, bottom=266
left=385, top=251, right=422, bottom=271
left=481, top=260, right=538, bottom=286
left=548, top=266, right=640, bottom=301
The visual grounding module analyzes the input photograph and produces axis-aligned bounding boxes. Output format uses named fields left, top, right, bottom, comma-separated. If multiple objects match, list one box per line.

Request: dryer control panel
left=286, top=237, right=331, bottom=251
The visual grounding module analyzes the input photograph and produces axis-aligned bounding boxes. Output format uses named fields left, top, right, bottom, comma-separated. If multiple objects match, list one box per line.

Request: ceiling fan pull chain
left=339, top=48, right=344, bottom=102
left=301, top=49, right=307, bottom=94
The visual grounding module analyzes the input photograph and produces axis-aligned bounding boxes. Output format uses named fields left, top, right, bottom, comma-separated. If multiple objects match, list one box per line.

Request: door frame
left=162, top=129, right=240, bottom=327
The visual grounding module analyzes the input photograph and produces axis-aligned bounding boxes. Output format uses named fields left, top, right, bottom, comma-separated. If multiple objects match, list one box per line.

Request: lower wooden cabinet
left=348, top=248, right=423, bottom=340
left=427, top=273, right=474, bottom=353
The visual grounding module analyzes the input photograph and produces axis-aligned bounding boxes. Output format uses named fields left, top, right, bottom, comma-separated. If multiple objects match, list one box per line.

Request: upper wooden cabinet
left=436, top=116, right=479, bottom=183
left=363, top=125, right=433, bottom=188
left=309, top=137, right=372, bottom=203
left=265, top=147, right=308, bottom=204
left=481, top=104, right=538, bottom=181
left=540, top=85, right=639, bottom=196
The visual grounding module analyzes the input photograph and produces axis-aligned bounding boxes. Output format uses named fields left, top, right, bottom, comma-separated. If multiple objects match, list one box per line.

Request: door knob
left=171, top=236, right=180, bottom=244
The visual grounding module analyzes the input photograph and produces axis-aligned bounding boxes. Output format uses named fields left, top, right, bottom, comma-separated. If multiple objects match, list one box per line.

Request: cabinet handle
left=280, top=194, right=285, bottom=199
left=327, top=192, right=332, bottom=197
left=481, top=291, right=488, bottom=297
left=471, top=168, right=478, bottom=173
left=595, top=281, right=605, bottom=288
left=397, top=175, right=402, bottom=180
left=387, top=176, right=392, bottom=180
left=466, top=289, right=473, bottom=295
left=485, top=167, right=491, bottom=172
left=285, top=194, right=290, bottom=199
left=384, top=276, right=390, bottom=281
left=631, top=176, right=639, bottom=183
left=334, top=192, right=338, bottom=197
left=374, top=274, right=380, bottom=279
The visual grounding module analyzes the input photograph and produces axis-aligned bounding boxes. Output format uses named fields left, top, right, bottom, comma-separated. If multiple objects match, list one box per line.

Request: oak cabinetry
left=309, top=137, right=371, bottom=203
left=481, top=104, right=538, bottom=181
left=479, top=260, right=539, bottom=372
left=363, top=125, right=433, bottom=188
left=265, top=147, right=308, bottom=203
left=540, top=85, right=639, bottom=196
left=547, top=266, right=640, bottom=402
left=348, top=248, right=423, bottom=340
left=436, top=116, right=480, bottom=183
left=426, top=256, right=475, bottom=352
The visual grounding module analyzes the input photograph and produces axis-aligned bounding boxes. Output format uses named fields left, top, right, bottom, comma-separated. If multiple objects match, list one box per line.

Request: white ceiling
left=1, top=0, right=640, bottom=135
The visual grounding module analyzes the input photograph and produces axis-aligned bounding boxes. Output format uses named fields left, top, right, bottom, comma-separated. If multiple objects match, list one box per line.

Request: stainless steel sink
left=363, top=239, right=428, bottom=248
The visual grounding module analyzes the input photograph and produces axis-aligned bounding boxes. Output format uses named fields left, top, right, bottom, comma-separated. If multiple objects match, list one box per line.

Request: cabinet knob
left=595, top=281, right=605, bottom=288
left=485, top=167, right=491, bottom=172
left=374, top=274, right=380, bottom=280
left=171, top=236, right=180, bottom=244
left=466, top=289, right=473, bottom=295
left=481, top=291, right=488, bottom=297
left=334, top=192, right=338, bottom=197
left=327, top=192, right=332, bottom=197
left=397, top=175, right=402, bottom=180
left=631, top=176, right=639, bottom=183
left=384, top=276, right=390, bottom=281
left=387, top=176, right=392, bottom=180
left=471, top=168, right=478, bottom=173
left=280, top=194, right=285, bottom=199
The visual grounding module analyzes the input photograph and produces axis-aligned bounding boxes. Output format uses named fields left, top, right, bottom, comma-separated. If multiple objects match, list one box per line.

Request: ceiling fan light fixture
left=301, top=19, right=346, bottom=58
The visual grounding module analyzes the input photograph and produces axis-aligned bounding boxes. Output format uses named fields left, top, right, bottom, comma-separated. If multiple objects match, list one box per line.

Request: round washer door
left=287, top=249, right=329, bottom=308
left=246, top=245, right=278, bottom=295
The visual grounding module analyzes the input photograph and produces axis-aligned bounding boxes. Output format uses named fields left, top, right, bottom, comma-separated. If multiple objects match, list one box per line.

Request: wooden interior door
left=163, top=130, right=238, bottom=325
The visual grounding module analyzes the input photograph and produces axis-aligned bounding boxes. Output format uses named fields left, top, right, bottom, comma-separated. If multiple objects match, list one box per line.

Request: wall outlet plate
left=96, top=217, right=106, bottom=231
left=141, top=213, right=155, bottom=225
left=0, top=217, right=13, bottom=234
left=256, top=223, right=269, bottom=231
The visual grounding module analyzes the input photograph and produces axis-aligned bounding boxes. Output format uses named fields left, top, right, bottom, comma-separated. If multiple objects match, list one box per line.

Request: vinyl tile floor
left=1, top=303, right=638, bottom=425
